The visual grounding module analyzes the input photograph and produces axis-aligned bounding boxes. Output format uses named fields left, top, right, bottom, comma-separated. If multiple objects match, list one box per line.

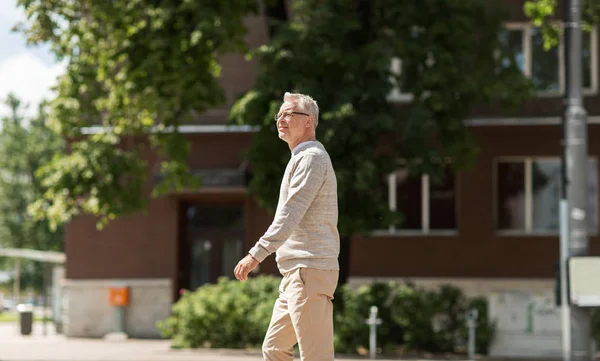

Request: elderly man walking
left=234, top=92, right=340, bottom=361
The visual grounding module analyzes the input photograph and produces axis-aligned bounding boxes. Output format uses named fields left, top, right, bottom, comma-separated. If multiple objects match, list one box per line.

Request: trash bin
left=16, top=304, right=33, bottom=336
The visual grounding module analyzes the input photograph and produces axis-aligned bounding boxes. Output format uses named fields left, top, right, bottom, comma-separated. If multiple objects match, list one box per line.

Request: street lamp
left=560, top=0, right=592, bottom=360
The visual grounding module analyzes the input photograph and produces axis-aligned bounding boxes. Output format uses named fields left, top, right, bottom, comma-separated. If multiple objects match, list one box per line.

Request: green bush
left=389, top=283, right=442, bottom=351
left=156, top=275, right=279, bottom=349
left=333, top=282, right=496, bottom=355
left=158, top=276, right=496, bottom=355
left=333, top=282, right=403, bottom=354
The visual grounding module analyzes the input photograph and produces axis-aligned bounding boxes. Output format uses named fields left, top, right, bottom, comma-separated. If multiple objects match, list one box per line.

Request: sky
left=0, top=0, right=66, bottom=117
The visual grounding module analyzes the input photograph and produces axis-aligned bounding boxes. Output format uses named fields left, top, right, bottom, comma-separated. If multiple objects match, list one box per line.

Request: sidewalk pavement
left=0, top=322, right=468, bottom=361
left=0, top=334, right=419, bottom=361
left=0, top=322, right=550, bottom=361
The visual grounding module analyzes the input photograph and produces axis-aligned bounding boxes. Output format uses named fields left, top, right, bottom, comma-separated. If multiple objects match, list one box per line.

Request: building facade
left=60, top=0, right=599, bottom=353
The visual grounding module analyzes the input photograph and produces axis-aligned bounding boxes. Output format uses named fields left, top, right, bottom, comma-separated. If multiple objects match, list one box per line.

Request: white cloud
left=0, top=52, right=66, bottom=118
left=0, top=0, right=25, bottom=23
left=0, top=0, right=65, bottom=118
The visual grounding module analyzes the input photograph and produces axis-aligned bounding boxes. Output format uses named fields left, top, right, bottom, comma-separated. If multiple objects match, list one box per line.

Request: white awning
left=0, top=248, right=65, bottom=264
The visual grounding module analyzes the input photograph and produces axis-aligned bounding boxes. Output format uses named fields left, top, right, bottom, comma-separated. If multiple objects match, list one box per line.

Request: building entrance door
left=180, top=203, right=244, bottom=291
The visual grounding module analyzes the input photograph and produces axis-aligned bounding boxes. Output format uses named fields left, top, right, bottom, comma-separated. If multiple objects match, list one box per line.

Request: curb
left=164, top=347, right=577, bottom=361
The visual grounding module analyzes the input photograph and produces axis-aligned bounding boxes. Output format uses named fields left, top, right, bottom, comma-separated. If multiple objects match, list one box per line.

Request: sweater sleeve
left=248, top=153, right=326, bottom=262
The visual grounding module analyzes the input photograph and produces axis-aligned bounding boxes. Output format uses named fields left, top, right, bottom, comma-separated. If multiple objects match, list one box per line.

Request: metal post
left=43, top=264, right=47, bottom=336
left=116, top=306, right=125, bottom=333
left=562, top=0, right=592, bottom=360
left=560, top=200, right=572, bottom=361
left=366, top=306, right=382, bottom=360
left=466, top=309, right=478, bottom=360
left=468, top=326, right=475, bottom=359
left=43, top=263, right=49, bottom=336
left=14, top=257, right=20, bottom=304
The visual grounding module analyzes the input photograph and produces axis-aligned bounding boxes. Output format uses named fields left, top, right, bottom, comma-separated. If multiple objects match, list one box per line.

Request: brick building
left=60, top=0, right=599, bottom=350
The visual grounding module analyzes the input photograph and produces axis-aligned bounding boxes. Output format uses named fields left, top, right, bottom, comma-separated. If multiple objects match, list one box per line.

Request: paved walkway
left=0, top=323, right=425, bottom=361
left=0, top=323, right=566, bottom=361
left=0, top=336, right=413, bottom=361
left=1, top=337, right=265, bottom=361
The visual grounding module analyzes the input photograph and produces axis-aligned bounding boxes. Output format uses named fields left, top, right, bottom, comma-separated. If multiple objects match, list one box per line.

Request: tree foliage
left=524, top=0, right=600, bottom=49
left=230, top=0, right=532, bottom=237
left=0, top=94, right=65, bottom=291
left=15, top=0, right=258, bottom=229
left=12, top=0, right=536, bottom=236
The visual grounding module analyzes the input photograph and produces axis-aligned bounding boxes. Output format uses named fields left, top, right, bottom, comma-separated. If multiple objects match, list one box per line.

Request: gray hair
left=283, top=92, right=319, bottom=129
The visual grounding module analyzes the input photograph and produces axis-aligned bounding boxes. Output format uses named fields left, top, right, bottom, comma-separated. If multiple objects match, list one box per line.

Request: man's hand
left=234, top=254, right=259, bottom=281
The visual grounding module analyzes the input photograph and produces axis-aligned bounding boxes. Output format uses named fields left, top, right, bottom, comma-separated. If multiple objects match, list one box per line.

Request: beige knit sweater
left=248, top=141, right=340, bottom=274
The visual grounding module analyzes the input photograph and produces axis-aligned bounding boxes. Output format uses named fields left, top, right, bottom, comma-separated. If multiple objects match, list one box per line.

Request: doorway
left=179, top=202, right=245, bottom=291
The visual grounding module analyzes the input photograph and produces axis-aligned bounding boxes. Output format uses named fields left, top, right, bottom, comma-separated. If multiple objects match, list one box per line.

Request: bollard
left=466, top=308, right=478, bottom=360
left=365, top=306, right=382, bottom=360
left=105, top=282, right=129, bottom=340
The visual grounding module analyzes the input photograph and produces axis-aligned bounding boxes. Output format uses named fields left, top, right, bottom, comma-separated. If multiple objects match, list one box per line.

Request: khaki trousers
left=262, top=267, right=339, bottom=361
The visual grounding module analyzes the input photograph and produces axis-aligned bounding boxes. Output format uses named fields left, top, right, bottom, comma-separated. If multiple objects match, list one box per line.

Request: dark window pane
left=499, top=29, right=525, bottom=72
left=221, top=238, right=242, bottom=280
left=530, top=158, right=597, bottom=233
left=429, top=169, right=456, bottom=230
left=190, top=239, right=212, bottom=290
left=531, top=160, right=561, bottom=232
left=497, top=162, right=526, bottom=230
left=531, top=27, right=560, bottom=91
left=395, top=170, right=422, bottom=229
left=186, top=204, right=244, bottom=230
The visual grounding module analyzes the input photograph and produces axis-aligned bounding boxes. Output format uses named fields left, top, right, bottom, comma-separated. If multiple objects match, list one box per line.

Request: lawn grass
left=0, top=312, right=50, bottom=322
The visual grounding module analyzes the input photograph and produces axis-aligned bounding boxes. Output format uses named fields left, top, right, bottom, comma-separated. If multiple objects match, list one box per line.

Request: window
left=388, top=57, right=413, bottom=102
left=384, top=168, right=457, bottom=234
left=388, top=27, right=432, bottom=102
left=495, top=157, right=598, bottom=234
left=499, top=24, right=598, bottom=94
left=387, top=55, right=434, bottom=102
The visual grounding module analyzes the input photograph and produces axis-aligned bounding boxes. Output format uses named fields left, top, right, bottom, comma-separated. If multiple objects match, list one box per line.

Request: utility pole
left=561, top=0, right=592, bottom=360
left=14, top=258, right=20, bottom=304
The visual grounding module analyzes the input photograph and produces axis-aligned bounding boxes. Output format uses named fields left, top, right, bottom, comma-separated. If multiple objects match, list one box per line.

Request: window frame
left=493, top=156, right=599, bottom=236
left=387, top=57, right=414, bottom=102
left=502, top=22, right=598, bottom=96
left=388, top=23, right=598, bottom=101
left=373, top=171, right=458, bottom=236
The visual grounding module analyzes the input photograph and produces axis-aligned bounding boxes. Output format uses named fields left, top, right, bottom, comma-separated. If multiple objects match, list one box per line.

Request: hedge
left=156, top=276, right=279, bottom=349
left=331, top=281, right=494, bottom=354
left=157, top=275, right=501, bottom=355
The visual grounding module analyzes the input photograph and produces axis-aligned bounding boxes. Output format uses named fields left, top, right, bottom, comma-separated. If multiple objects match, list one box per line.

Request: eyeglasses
left=274, top=111, right=310, bottom=121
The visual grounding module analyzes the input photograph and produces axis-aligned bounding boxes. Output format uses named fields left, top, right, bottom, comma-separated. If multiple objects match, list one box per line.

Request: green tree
left=229, top=0, right=532, bottom=283
left=0, top=94, right=65, bottom=292
left=524, top=0, right=600, bottom=49
left=14, top=0, right=259, bottom=229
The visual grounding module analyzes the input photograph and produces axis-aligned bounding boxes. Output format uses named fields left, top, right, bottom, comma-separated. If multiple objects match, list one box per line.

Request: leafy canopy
left=230, top=0, right=532, bottom=236
left=0, top=94, right=65, bottom=291
left=524, top=0, right=600, bottom=49
left=15, top=0, right=258, bottom=229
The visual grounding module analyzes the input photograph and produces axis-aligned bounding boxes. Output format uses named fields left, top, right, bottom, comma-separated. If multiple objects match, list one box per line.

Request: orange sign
left=109, top=287, right=129, bottom=306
